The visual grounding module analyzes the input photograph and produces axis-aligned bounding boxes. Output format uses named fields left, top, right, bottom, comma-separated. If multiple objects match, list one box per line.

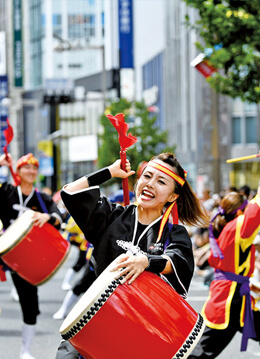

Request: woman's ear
left=236, top=209, right=243, bottom=217
left=168, top=193, right=179, bottom=203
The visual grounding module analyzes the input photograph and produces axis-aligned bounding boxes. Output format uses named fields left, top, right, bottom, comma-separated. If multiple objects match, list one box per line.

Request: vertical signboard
left=118, top=0, right=134, bottom=68
left=13, top=0, right=23, bottom=87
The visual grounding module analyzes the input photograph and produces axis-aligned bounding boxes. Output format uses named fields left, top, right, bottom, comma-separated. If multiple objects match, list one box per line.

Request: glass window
left=68, top=14, right=95, bottom=39
left=232, top=116, right=242, bottom=144
left=244, top=102, right=257, bottom=113
left=53, top=14, right=62, bottom=37
left=245, top=116, right=257, bottom=143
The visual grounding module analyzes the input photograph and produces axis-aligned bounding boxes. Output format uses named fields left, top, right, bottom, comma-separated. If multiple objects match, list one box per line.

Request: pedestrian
left=188, top=186, right=260, bottom=358
left=55, top=152, right=209, bottom=358
left=239, top=184, right=251, bottom=199
left=0, top=152, right=63, bottom=359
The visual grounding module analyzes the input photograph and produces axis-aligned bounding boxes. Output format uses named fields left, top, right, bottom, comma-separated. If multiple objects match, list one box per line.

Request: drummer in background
left=56, top=152, right=209, bottom=358
left=188, top=185, right=260, bottom=358
left=0, top=152, right=63, bottom=359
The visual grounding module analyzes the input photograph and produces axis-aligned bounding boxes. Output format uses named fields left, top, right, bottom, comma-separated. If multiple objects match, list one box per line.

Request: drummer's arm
left=161, top=255, right=173, bottom=274
left=49, top=214, right=61, bottom=226
left=145, top=254, right=172, bottom=275
left=64, top=176, right=89, bottom=193
left=64, top=160, right=134, bottom=193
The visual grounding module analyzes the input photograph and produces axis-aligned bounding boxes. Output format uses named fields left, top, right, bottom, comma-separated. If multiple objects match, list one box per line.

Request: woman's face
left=18, top=164, right=38, bottom=184
left=135, top=160, right=178, bottom=212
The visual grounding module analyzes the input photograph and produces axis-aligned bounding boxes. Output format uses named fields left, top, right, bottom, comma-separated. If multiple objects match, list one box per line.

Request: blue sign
left=39, top=156, right=54, bottom=177
left=118, top=0, right=134, bottom=68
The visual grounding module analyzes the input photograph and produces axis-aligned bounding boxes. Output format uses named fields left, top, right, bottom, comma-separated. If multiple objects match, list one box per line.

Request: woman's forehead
left=144, top=160, right=175, bottom=178
left=20, top=164, right=38, bottom=170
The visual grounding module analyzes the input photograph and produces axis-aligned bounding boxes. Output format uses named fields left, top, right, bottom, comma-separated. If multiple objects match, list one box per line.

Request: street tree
left=183, top=0, right=260, bottom=103
left=98, top=98, right=175, bottom=187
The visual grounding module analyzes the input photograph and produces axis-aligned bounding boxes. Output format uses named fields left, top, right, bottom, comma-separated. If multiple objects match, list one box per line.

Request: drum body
left=60, top=260, right=205, bottom=359
left=0, top=210, right=70, bottom=285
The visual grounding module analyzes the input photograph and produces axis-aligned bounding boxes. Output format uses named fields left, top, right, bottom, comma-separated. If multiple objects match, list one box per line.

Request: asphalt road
left=1, top=246, right=260, bottom=358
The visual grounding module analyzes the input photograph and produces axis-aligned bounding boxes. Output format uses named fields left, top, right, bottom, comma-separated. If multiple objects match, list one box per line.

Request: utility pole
left=211, top=88, right=221, bottom=193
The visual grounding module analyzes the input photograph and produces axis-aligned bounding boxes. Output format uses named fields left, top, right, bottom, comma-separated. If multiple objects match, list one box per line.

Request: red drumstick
left=107, top=113, right=137, bottom=206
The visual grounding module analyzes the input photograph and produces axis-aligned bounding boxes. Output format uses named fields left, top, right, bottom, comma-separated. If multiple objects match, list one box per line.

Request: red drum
left=60, top=259, right=205, bottom=359
left=0, top=210, right=70, bottom=286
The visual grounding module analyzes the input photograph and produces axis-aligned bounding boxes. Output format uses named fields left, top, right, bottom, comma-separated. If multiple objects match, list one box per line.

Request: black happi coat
left=0, top=182, right=62, bottom=229
left=61, top=186, right=194, bottom=297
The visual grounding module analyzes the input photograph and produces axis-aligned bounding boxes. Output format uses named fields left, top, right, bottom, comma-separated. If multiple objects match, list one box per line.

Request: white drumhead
left=0, top=210, right=34, bottom=254
left=60, top=259, right=122, bottom=335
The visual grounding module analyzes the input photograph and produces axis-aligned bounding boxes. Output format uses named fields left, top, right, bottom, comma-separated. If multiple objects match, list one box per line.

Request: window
left=245, top=116, right=257, bottom=143
left=232, top=117, right=241, bottom=144
left=231, top=99, right=258, bottom=145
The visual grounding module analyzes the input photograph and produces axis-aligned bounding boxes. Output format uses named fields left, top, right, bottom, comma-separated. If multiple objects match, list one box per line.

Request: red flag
left=107, top=113, right=137, bottom=151
left=3, top=118, right=14, bottom=153
left=107, top=113, right=137, bottom=205
left=2, top=119, right=21, bottom=185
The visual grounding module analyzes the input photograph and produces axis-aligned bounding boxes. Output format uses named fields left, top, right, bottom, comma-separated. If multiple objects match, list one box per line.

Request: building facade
left=0, top=0, right=259, bottom=194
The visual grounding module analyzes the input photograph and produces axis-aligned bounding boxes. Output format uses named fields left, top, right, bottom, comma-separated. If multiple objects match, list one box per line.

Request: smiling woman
left=56, top=152, right=209, bottom=358
left=61, top=152, right=209, bottom=291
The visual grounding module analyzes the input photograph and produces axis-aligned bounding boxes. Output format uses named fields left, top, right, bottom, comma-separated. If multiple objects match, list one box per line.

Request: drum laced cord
left=173, top=313, right=204, bottom=359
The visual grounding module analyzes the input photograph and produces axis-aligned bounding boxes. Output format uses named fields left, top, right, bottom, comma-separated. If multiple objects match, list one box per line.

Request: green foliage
left=183, top=0, right=260, bottom=103
left=98, top=98, right=176, bottom=187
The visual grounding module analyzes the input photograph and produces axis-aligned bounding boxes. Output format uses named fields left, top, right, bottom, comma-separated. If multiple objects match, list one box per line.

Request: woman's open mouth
left=141, top=189, right=155, bottom=200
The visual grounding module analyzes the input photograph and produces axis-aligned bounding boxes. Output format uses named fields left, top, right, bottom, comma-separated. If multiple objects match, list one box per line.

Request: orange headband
left=147, top=161, right=186, bottom=186
left=16, top=153, right=39, bottom=170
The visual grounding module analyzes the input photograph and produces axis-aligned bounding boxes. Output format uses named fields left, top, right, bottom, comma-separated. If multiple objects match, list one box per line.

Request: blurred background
left=0, top=0, right=259, bottom=196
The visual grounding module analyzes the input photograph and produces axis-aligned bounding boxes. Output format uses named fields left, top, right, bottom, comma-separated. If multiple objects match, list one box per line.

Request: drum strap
left=35, top=189, right=49, bottom=214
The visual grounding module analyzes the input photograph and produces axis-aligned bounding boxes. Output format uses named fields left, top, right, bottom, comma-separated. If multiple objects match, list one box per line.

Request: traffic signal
left=112, top=68, right=120, bottom=98
left=43, top=91, right=74, bottom=105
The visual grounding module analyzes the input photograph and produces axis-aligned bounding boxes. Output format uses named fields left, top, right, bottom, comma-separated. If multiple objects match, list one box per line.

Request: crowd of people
left=0, top=151, right=259, bottom=359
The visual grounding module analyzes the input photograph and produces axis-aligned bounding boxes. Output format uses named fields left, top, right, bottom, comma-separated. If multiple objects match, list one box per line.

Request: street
left=0, top=246, right=260, bottom=359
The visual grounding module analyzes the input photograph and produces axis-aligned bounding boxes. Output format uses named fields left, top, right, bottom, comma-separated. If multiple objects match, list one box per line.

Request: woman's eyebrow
left=145, top=170, right=170, bottom=182
left=158, top=175, right=170, bottom=182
